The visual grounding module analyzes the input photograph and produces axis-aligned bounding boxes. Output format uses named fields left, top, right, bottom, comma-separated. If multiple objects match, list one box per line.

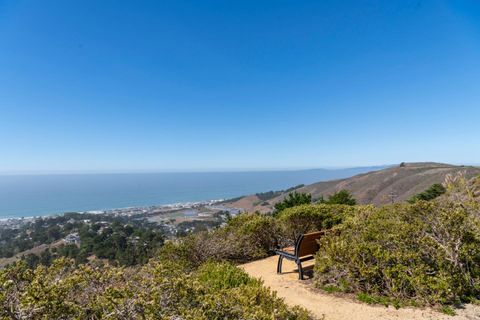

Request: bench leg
left=296, top=260, right=304, bottom=280
left=277, top=255, right=284, bottom=274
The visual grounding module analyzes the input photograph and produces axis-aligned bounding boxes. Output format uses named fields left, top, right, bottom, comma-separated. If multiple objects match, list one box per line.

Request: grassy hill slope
left=226, top=162, right=480, bottom=211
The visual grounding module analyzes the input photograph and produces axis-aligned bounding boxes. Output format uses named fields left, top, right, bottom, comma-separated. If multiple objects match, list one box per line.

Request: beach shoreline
left=0, top=198, right=239, bottom=227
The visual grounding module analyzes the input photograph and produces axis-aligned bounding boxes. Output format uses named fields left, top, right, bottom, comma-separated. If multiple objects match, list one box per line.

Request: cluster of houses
left=64, top=232, right=81, bottom=245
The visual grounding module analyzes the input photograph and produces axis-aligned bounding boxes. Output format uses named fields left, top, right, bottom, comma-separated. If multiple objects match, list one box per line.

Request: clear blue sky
left=1, top=0, right=479, bottom=173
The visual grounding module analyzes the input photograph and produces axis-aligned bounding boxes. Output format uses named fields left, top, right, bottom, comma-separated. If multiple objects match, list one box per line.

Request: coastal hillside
left=226, top=162, right=480, bottom=211
left=3, top=174, right=480, bottom=318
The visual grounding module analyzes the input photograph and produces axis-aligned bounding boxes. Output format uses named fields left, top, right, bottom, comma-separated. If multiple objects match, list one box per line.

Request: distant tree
left=75, top=249, right=89, bottom=264
left=408, top=183, right=446, bottom=203
left=46, top=226, right=62, bottom=242
left=273, top=192, right=312, bottom=214
left=320, top=189, right=357, bottom=206
left=59, top=244, right=80, bottom=260
left=23, top=254, right=40, bottom=269
left=256, top=191, right=280, bottom=201
left=400, top=162, right=406, bottom=167
left=256, top=185, right=305, bottom=202
left=39, top=249, right=53, bottom=266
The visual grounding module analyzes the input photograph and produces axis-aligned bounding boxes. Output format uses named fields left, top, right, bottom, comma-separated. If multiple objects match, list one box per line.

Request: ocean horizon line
left=0, top=165, right=393, bottom=176
left=0, top=166, right=390, bottom=219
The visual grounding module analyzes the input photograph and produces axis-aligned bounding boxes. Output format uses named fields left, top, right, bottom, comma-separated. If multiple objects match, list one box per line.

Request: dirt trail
left=240, top=256, right=480, bottom=320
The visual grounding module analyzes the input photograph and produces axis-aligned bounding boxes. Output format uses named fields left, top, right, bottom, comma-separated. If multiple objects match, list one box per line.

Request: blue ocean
left=0, top=167, right=383, bottom=219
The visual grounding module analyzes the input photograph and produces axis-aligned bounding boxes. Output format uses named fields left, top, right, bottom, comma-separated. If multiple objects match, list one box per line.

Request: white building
left=64, top=232, right=80, bottom=245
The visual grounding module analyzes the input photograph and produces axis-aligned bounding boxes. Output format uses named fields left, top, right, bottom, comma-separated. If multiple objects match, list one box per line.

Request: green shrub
left=0, top=258, right=311, bottom=320
left=196, top=261, right=257, bottom=290
left=321, top=285, right=343, bottom=293
left=159, top=212, right=280, bottom=266
left=160, top=205, right=351, bottom=266
left=408, top=183, right=446, bottom=203
left=157, top=239, right=196, bottom=270
left=224, top=212, right=279, bottom=254
left=440, top=305, right=456, bottom=316
left=357, top=293, right=393, bottom=307
left=274, top=192, right=312, bottom=214
left=278, top=204, right=353, bottom=241
left=320, top=189, right=357, bottom=205
left=192, top=261, right=311, bottom=319
left=314, top=201, right=480, bottom=305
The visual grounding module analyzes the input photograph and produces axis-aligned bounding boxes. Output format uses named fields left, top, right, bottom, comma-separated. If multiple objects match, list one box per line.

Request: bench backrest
left=295, top=231, right=324, bottom=257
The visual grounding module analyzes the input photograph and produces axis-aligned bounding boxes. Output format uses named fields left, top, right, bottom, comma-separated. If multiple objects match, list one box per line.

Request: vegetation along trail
left=241, top=256, right=480, bottom=320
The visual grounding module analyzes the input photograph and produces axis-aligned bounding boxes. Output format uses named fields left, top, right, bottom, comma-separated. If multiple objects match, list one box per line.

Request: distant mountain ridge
left=225, top=162, right=480, bottom=212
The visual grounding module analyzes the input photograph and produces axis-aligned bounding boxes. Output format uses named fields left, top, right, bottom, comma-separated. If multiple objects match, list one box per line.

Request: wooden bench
left=275, top=231, right=324, bottom=280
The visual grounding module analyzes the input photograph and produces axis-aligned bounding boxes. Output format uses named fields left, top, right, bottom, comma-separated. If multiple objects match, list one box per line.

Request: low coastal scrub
left=314, top=191, right=480, bottom=305
left=159, top=205, right=349, bottom=266
left=277, top=204, right=352, bottom=241
left=159, top=212, right=280, bottom=267
left=0, top=258, right=310, bottom=320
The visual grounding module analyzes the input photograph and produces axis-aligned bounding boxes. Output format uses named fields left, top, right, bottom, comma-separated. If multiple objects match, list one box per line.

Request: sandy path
left=240, top=256, right=480, bottom=320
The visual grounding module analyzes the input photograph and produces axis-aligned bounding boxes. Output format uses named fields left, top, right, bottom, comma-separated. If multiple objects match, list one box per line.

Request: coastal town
left=0, top=199, right=244, bottom=268
left=0, top=199, right=242, bottom=233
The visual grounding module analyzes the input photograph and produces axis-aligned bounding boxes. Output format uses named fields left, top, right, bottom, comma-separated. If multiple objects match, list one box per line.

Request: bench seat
left=275, top=231, right=324, bottom=280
